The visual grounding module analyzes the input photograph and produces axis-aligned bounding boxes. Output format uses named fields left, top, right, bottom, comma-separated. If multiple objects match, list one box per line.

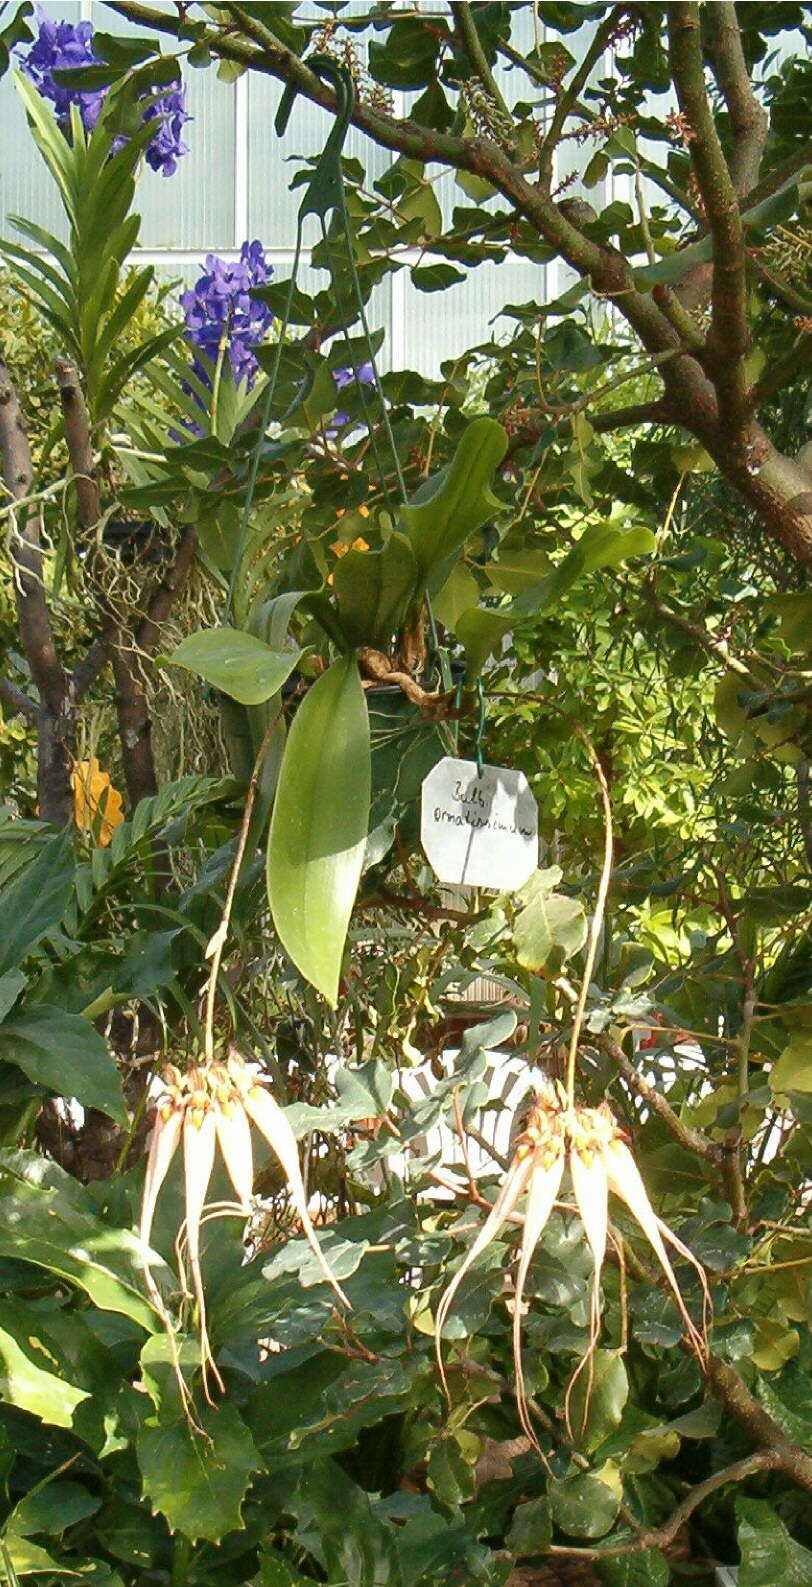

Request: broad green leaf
left=512, top=522, right=656, bottom=620
left=162, top=627, right=303, bottom=707
left=267, top=657, right=370, bottom=1005
left=568, top=1350, right=628, bottom=1453
left=0, top=975, right=25, bottom=1024
left=333, top=533, right=418, bottom=648
left=549, top=1469, right=621, bottom=1540
left=402, top=417, right=507, bottom=582
left=285, top=1058, right=393, bottom=1137
left=0, top=1303, right=89, bottom=1427
left=596, top=1550, right=669, bottom=1586
left=426, top=1440, right=474, bottom=1507
left=431, top=563, right=480, bottom=630
left=0, top=1158, right=155, bottom=1328
left=253, top=1554, right=312, bottom=1587
left=750, top=1316, right=799, bottom=1371
left=505, top=1496, right=552, bottom=1556
left=767, top=590, right=812, bottom=653
left=0, top=828, right=74, bottom=975
left=411, top=263, right=466, bottom=291
left=138, top=1401, right=263, bottom=1543
left=12, top=1480, right=100, bottom=1536
left=0, top=1532, right=75, bottom=1579
left=455, top=607, right=512, bottom=679
left=769, top=1034, right=812, bottom=1096
left=0, top=1005, right=126, bottom=1123
left=513, top=869, right=587, bottom=971
left=290, top=1459, right=401, bottom=1587
left=737, top=1498, right=812, bottom=1586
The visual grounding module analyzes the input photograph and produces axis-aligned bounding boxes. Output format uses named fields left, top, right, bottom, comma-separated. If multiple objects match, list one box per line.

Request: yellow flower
left=71, top=758, right=124, bottom=846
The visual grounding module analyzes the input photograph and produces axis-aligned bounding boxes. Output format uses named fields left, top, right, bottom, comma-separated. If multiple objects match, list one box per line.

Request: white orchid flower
left=436, top=1078, right=709, bottom=1453
left=139, top=1053, right=348, bottom=1402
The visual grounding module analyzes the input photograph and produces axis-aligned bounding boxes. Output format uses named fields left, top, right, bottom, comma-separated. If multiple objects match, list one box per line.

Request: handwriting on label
left=421, top=756, right=539, bottom=890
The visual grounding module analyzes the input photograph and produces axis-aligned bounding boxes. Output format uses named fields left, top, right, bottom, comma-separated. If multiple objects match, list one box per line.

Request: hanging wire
left=474, top=677, right=486, bottom=776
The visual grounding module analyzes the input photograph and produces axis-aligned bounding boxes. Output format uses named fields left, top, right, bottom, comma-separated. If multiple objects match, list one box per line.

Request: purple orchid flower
left=179, top=241, right=275, bottom=396
left=18, top=10, right=190, bottom=175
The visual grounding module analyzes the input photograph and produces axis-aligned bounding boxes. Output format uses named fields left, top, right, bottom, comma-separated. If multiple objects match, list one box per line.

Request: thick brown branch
left=705, top=3, right=768, bottom=196
left=668, top=4, right=750, bottom=422
left=706, top=1353, right=812, bottom=1495
left=0, top=348, right=71, bottom=823
left=450, top=2, right=512, bottom=122
left=0, top=676, right=37, bottom=722
left=0, top=356, right=66, bottom=715
left=594, top=1031, right=722, bottom=1166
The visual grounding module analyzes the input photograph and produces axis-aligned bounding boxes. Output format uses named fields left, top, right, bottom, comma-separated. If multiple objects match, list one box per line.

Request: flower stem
left=203, top=712, right=280, bottom=1063
left=564, top=728, right=613, bottom=1106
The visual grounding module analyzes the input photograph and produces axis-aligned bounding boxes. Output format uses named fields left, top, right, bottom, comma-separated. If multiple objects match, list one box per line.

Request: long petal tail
left=215, top=1102, right=254, bottom=1213
left=606, top=1141, right=708, bottom=1362
left=512, top=1153, right=563, bottom=1460
left=435, top=1155, right=534, bottom=1405
left=244, top=1084, right=349, bottom=1309
left=139, top=1108, right=183, bottom=1309
left=182, top=1109, right=222, bottom=1400
left=567, top=1148, right=609, bottom=1436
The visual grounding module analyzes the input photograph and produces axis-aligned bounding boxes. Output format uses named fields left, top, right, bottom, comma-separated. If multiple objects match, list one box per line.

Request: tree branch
left=705, top=2, right=768, bottom=196
left=0, top=347, right=71, bottom=823
left=706, top=1352, right=812, bottom=1495
left=668, top=4, right=750, bottom=423
left=0, top=356, right=66, bottom=713
left=450, top=3, right=512, bottom=122
left=0, top=676, right=37, bottom=722
left=593, top=1031, right=722, bottom=1167
left=536, top=8, right=622, bottom=193
left=548, top=1451, right=779, bottom=1559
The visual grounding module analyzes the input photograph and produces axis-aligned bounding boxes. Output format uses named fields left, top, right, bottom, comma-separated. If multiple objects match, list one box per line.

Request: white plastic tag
left=420, top=756, right=538, bottom=890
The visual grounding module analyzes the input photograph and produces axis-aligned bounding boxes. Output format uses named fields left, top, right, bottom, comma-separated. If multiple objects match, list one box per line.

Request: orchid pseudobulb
left=140, top=1052, right=348, bottom=1400
left=436, top=1079, right=709, bottom=1455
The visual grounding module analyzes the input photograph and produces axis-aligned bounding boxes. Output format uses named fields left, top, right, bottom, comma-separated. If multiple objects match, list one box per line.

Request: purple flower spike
left=179, top=241, right=275, bottom=391
left=143, top=84, right=191, bottom=177
left=18, top=9, right=190, bottom=175
left=20, top=11, right=106, bottom=133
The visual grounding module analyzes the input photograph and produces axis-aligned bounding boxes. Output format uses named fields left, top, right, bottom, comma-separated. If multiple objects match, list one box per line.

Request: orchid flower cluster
left=180, top=242, right=274, bottom=391
left=19, top=11, right=190, bottom=176
left=140, top=1051, right=348, bottom=1400
left=436, top=1077, right=709, bottom=1454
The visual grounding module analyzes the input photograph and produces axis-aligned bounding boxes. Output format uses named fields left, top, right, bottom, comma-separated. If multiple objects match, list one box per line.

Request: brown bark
left=0, top=348, right=72, bottom=823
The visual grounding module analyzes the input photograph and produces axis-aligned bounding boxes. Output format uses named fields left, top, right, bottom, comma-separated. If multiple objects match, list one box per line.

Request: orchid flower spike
left=436, top=1078, right=709, bottom=1454
left=140, top=1053, right=349, bottom=1403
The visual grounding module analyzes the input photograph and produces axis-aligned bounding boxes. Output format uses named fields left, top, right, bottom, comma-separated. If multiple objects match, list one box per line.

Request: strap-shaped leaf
left=267, top=656, right=370, bottom=1005
left=402, top=416, right=507, bottom=582
left=333, top=532, right=418, bottom=648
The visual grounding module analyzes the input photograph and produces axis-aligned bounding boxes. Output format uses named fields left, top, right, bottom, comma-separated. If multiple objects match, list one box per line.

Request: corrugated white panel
left=0, top=4, right=613, bottom=375
left=399, top=254, right=545, bottom=376
left=91, top=2, right=237, bottom=248
left=0, top=2, right=82, bottom=242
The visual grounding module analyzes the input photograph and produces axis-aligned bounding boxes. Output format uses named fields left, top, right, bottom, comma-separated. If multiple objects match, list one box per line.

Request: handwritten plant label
left=421, top=756, right=538, bottom=890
